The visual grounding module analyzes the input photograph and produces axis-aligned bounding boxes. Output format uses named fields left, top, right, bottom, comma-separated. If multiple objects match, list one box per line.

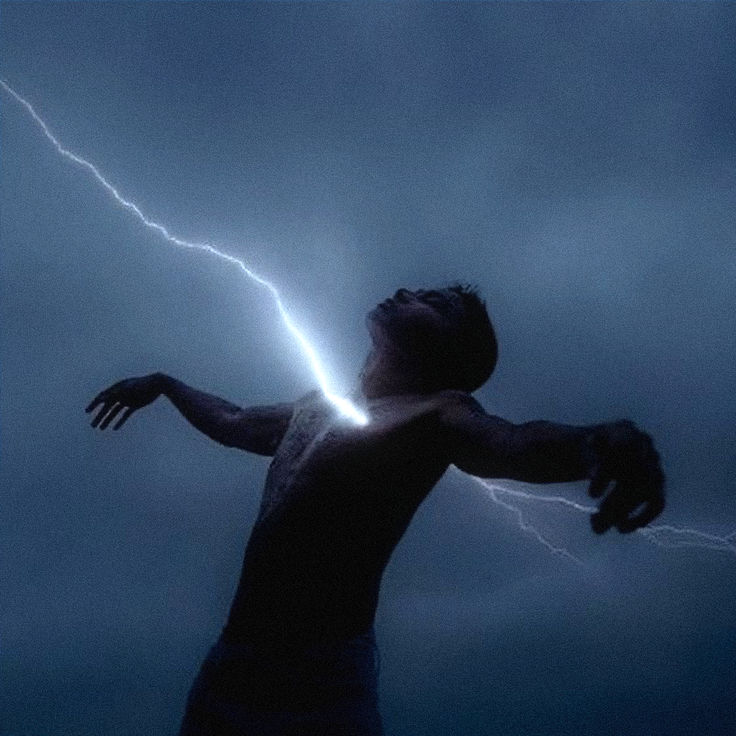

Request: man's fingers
left=588, top=425, right=665, bottom=535
left=99, top=403, right=125, bottom=430
left=615, top=462, right=665, bottom=533
left=588, top=466, right=611, bottom=498
left=591, top=482, right=638, bottom=535
left=591, top=488, right=617, bottom=533
left=592, top=476, right=665, bottom=535
left=87, top=387, right=135, bottom=430
left=113, top=406, right=135, bottom=431
left=85, top=393, right=108, bottom=414
left=86, top=379, right=132, bottom=413
left=91, top=402, right=114, bottom=428
left=617, top=494, right=665, bottom=533
left=590, top=511, right=612, bottom=535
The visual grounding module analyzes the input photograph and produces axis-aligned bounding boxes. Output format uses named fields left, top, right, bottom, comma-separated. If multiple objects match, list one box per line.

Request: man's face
left=367, top=288, right=463, bottom=352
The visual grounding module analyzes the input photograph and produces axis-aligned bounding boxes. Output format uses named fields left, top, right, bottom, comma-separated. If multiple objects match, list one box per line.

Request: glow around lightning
left=0, top=79, right=368, bottom=426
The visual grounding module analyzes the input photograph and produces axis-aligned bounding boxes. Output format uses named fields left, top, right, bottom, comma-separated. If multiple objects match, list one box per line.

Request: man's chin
left=366, top=312, right=397, bottom=349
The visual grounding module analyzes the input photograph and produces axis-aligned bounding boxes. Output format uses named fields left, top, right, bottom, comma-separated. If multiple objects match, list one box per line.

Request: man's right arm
left=86, top=373, right=293, bottom=456
left=440, top=391, right=665, bottom=534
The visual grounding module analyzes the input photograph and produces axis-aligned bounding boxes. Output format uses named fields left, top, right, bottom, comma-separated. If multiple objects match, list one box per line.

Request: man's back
left=224, top=390, right=451, bottom=646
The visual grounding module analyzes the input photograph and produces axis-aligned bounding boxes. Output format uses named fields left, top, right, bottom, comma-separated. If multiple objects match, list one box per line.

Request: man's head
left=363, top=285, right=497, bottom=396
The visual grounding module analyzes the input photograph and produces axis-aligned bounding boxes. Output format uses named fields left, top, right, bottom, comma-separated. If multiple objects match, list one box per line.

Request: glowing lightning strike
left=0, top=79, right=368, bottom=427
left=461, top=471, right=736, bottom=560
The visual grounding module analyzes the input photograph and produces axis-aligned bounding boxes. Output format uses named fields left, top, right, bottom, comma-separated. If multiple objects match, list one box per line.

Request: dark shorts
left=179, top=630, right=383, bottom=736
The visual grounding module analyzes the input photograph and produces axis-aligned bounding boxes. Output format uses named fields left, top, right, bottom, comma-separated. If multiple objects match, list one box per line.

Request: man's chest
left=260, top=394, right=448, bottom=512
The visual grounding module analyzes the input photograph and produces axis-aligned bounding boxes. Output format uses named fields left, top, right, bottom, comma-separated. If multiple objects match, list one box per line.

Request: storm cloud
left=2, top=4, right=735, bottom=735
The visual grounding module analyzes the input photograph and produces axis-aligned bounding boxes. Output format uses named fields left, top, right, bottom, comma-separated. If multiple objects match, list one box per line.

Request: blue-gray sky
left=1, top=3, right=735, bottom=735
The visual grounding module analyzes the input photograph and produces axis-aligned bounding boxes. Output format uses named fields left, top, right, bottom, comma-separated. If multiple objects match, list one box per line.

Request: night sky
left=2, top=3, right=735, bottom=735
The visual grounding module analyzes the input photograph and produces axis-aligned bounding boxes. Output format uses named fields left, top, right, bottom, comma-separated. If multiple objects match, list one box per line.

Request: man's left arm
left=441, top=392, right=665, bottom=534
left=86, top=373, right=293, bottom=456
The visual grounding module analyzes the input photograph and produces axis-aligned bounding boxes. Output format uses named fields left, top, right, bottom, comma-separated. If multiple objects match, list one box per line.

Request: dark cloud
left=2, top=3, right=735, bottom=735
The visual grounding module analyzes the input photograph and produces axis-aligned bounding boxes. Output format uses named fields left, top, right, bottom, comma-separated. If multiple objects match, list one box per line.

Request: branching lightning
left=463, top=471, right=736, bottom=559
left=470, top=476, right=585, bottom=565
left=0, top=79, right=368, bottom=426
left=4, top=80, right=734, bottom=563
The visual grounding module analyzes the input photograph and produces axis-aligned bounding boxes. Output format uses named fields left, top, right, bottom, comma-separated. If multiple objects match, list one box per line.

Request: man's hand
left=588, top=420, right=665, bottom=534
left=85, top=373, right=166, bottom=430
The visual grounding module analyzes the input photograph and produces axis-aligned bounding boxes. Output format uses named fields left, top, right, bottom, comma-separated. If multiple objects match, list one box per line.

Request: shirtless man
left=86, top=285, right=665, bottom=735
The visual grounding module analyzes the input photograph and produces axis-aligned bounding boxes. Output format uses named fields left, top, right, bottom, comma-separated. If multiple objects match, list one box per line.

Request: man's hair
left=401, top=284, right=497, bottom=393
left=439, top=284, right=497, bottom=392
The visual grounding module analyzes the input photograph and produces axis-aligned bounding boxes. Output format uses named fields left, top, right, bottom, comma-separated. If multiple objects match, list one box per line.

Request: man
left=86, top=285, right=665, bottom=735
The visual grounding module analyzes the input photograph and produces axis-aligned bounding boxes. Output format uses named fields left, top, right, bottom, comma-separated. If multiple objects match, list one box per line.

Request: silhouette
left=86, top=285, right=665, bottom=735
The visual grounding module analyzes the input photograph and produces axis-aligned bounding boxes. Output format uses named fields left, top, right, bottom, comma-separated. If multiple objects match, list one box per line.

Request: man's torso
left=223, top=390, right=456, bottom=646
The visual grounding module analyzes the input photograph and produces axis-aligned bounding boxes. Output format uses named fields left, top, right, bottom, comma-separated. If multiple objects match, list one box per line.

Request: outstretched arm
left=441, top=392, right=665, bottom=534
left=86, top=373, right=293, bottom=456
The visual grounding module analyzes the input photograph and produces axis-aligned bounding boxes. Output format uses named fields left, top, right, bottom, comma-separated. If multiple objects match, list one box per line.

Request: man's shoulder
left=366, top=391, right=485, bottom=437
left=432, top=389, right=484, bottom=417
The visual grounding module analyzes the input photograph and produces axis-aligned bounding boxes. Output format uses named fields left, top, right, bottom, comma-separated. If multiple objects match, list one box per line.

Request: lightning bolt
left=0, top=79, right=368, bottom=426
left=4, top=80, right=734, bottom=562
left=462, top=471, right=736, bottom=560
